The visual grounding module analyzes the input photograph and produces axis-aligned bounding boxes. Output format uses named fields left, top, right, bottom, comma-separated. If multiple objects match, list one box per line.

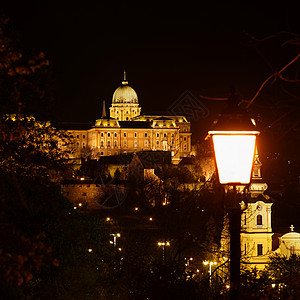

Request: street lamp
left=208, top=89, right=259, bottom=300
left=203, top=261, right=217, bottom=276
left=157, top=241, right=170, bottom=262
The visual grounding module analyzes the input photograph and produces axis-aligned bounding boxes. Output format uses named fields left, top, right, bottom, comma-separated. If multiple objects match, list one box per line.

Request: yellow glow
left=73, top=206, right=77, bottom=210
left=157, top=241, right=170, bottom=246
left=203, top=261, right=209, bottom=266
left=211, top=134, right=256, bottom=184
left=149, top=217, right=153, bottom=221
left=116, top=233, right=121, bottom=237
left=106, top=217, right=110, bottom=221
left=78, top=203, right=82, bottom=207
left=88, top=248, right=92, bottom=252
left=134, top=207, right=139, bottom=211
left=80, top=177, right=85, bottom=181
left=118, top=248, right=122, bottom=251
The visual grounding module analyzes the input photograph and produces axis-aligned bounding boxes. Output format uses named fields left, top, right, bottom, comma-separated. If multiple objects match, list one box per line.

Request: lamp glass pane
left=212, top=134, right=256, bottom=184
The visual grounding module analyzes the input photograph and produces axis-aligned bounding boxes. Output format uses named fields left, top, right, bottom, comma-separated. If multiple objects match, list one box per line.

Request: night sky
left=1, top=2, right=299, bottom=141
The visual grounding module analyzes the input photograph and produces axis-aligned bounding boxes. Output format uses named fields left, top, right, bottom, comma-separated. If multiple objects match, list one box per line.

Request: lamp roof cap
left=210, top=87, right=258, bottom=133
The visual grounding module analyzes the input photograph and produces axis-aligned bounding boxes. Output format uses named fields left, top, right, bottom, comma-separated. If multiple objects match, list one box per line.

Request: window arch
left=257, top=214, right=263, bottom=226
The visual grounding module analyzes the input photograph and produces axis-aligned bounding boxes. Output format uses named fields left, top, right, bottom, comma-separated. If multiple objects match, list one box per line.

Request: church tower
left=240, top=148, right=273, bottom=270
left=109, top=71, right=141, bottom=121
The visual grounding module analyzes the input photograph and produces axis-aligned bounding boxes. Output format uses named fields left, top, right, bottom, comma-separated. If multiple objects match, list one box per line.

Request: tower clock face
left=257, top=204, right=262, bottom=211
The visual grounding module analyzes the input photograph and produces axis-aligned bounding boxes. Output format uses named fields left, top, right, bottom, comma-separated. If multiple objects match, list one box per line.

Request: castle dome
left=112, top=72, right=138, bottom=104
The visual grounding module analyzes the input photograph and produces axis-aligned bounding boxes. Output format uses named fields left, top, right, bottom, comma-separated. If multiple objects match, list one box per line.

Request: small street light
left=157, top=241, right=170, bottom=262
left=208, top=88, right=259, bottom=300
left=203, top=261, right=217, bottom=276
left=110, top=233, right=121, bottom=247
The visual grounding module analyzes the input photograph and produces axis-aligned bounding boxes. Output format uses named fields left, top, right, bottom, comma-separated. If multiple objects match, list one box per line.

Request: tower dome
left=112, top=71, right=138, bottom=104
left=109, top=71, right=141, bottom=121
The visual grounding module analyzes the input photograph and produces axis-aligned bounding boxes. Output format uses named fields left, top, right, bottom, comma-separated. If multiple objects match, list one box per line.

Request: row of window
left=75, top=140, right=188, bottom=151
left=99, top=140, right=150, bottom=148
left=71, top=134, right=86, bottom=139
left=114, top=110, right=138, bottom=115
left=98, top=132, right=176, bottom=138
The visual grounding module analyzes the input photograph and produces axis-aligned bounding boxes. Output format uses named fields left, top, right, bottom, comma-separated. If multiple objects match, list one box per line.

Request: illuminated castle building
left=61, top=72, right=191, bottom=164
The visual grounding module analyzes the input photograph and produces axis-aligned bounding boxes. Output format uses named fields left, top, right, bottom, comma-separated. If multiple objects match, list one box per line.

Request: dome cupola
left=109, top=71, right=141, bottom=121
left=112, top=71, right=138, bottom=104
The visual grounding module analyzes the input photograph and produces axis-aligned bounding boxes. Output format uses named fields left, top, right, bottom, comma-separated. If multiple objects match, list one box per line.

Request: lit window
left=156, top=140, right=159, bottom=147
left=124, top=140, right=127, bottom=147
left=100, top=140, right=104, bottom=147
left=107, top=140, right=111, bottom=147
left=134, top=140, right=138, bottom=148
left=144, top=140, right=148, bottom=147
left=114, top=141, right=118, bottom=147
left=257, top=215, right=262, bottom=226
left=183, top=144, right=187, bottom=151
left=257, top=244, right=263, bottom=256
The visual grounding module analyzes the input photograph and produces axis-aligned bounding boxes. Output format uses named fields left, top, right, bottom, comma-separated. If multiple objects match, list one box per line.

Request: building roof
left=280, top=231, right=300, bottom=240
left=119, top=121, right=152, bottom=128
left=153, top=116, right=174, bottom=121
left=179, top=157, right=195, bottom=165
left=247, top=193, right=273, bottom=203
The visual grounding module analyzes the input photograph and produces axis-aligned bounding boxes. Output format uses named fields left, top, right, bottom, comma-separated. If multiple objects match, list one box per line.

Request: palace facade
left=60, top=73, right=191, bottom=164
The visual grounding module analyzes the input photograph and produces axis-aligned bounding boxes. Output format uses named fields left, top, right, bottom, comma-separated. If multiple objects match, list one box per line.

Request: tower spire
left=101, top=100, right=106, bottom=118
left=122, top=70, right=128, bottom=85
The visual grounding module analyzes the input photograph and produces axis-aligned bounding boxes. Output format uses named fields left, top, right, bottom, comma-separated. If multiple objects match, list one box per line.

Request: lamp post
left=157, top=241, right=170, bottom=262
left=208, top=89, right=259, bottom=300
